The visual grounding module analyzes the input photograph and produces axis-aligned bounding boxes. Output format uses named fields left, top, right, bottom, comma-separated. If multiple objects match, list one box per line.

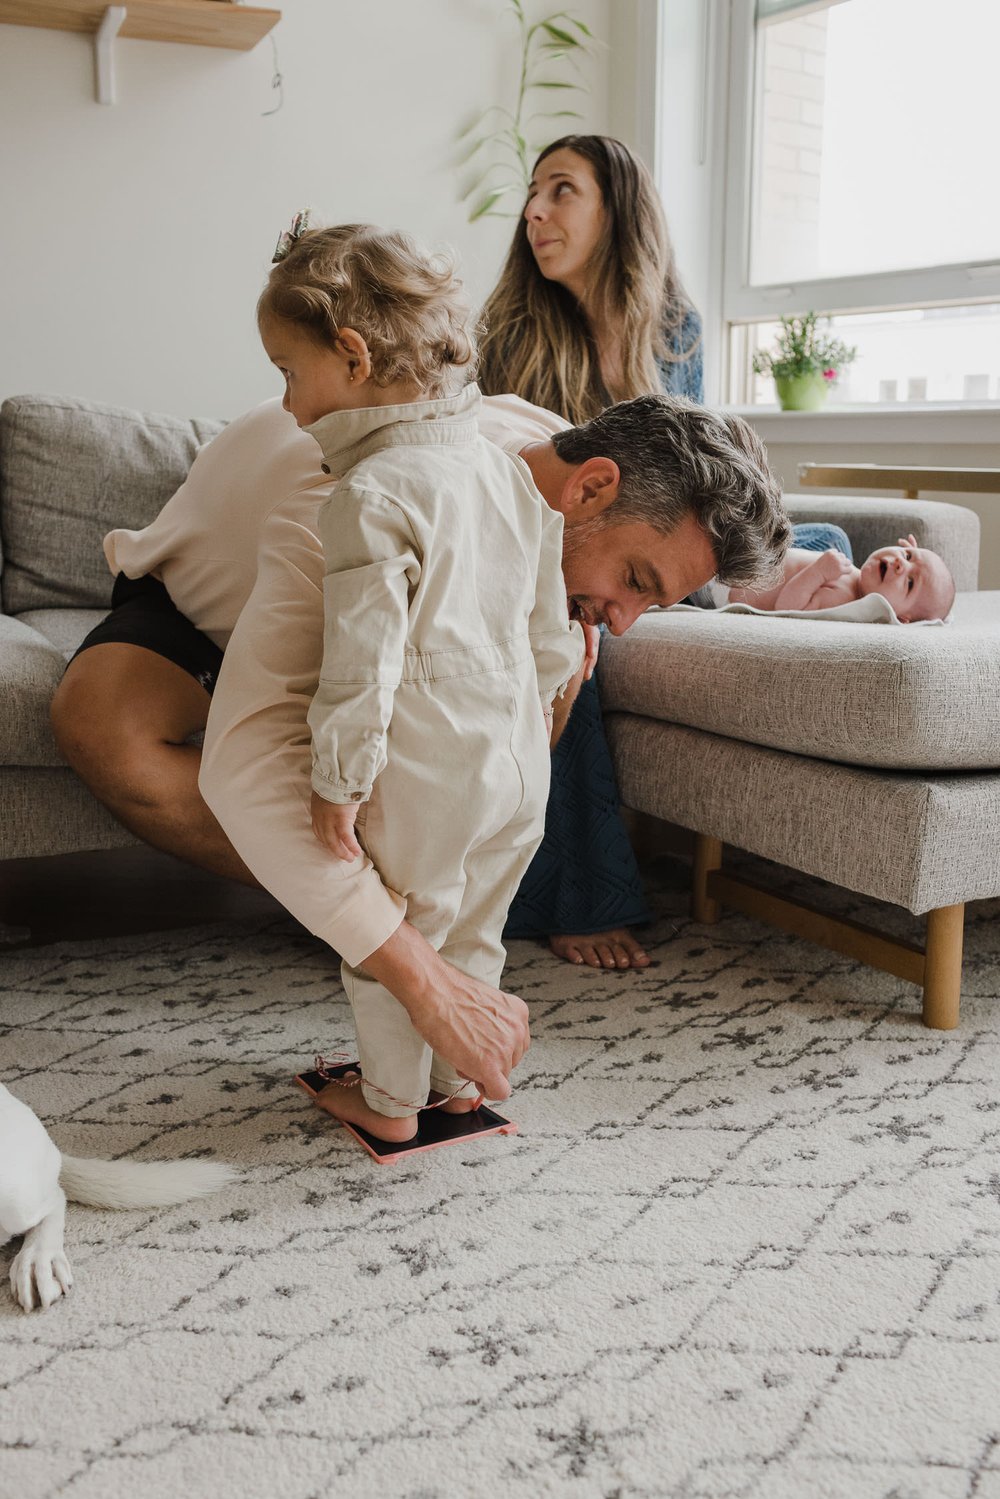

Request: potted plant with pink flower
left=752, top=312, right=857, bottom=411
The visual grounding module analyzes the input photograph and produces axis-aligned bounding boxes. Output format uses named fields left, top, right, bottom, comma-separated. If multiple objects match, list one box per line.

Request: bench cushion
left=600, top=591, right=1000, bottom=772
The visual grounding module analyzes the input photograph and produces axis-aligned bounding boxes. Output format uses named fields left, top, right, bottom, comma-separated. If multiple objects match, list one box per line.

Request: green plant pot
left=774, top=371, right=830, bottom=411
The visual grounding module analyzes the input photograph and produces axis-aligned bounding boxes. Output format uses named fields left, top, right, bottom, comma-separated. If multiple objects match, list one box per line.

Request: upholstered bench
left=601, top=496, right=997, bottom=1030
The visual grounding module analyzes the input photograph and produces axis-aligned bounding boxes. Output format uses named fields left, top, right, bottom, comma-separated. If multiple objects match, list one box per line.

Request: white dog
left=0, top=1082, right=237, bottom=1312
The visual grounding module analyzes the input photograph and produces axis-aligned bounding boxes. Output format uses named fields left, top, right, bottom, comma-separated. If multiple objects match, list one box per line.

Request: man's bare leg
left=545, top=662, right=651, bottom=970
left=50, top=644, right=256, bottom=885
left=549, top=929, right=650, bottom=969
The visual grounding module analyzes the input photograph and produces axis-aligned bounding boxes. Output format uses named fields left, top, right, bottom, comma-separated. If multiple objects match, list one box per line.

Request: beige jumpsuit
left=304, top=386, right=582, bottom=1115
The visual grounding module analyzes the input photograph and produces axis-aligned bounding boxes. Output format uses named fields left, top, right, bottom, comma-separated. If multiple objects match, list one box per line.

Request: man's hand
left=311, top=791, right=364, bottom=861
left=581, top=622, right=601, bottom=681
left=362, top=921, right=530, bottom=1101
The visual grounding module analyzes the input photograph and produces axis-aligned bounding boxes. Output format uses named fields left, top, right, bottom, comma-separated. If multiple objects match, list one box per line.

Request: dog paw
left=10, top=1245, right=73, bottom=1313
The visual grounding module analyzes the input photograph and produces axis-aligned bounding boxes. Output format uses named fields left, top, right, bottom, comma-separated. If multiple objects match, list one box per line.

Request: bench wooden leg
left=922, top=903, right=965, bottom=1030
left=692, top=834, right=723, bottom=924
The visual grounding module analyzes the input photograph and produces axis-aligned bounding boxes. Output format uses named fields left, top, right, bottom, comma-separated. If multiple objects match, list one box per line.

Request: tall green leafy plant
left=460, top=0, right=597, bottom=222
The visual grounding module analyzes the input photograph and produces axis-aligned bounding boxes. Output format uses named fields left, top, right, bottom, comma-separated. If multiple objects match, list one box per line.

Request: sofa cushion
left=18, top=607, right=105, bottom=661
left=0, top=613, right=69, bottom=767
left=599, top=590, right=1000, bottom=772
left=0, top=394, right=223, bottom=614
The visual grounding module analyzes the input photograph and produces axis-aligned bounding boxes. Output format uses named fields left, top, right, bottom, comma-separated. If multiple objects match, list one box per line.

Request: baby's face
left=858, top=535, right=953, bottom=621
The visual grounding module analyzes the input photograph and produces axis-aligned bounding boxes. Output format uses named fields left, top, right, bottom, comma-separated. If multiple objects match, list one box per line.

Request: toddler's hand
left=897, top=533, right=918, bottom=549
left=311, top=791, right=364, bottom=861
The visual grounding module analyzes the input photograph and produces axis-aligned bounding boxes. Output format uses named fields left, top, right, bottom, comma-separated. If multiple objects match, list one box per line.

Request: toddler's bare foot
left=439, top=1096, right=479, bottom=1115
left=314, top=1080, right=418, bottom=1143
left=428, top=1088, right=480, bottom=1115
left=549, top=927, right=651, bottom=970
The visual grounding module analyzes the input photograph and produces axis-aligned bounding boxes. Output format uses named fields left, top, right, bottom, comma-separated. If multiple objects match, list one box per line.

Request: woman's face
left=523, top=147, right=607, bottom=302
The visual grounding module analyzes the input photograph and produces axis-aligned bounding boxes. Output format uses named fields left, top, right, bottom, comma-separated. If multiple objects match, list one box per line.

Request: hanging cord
left=313, top=1053, right=478, bottom=1114
left=262, top=30, right=283, bottom=116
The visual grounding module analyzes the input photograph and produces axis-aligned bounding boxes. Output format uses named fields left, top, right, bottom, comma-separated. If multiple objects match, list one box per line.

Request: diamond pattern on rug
left=2, top=860, right=999, bottom=1499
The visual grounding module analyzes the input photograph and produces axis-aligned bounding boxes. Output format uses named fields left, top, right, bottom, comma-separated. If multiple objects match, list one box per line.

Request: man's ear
left=561, top=456, right=621, bottom=519
left=335, top=327, right=373, bottom=383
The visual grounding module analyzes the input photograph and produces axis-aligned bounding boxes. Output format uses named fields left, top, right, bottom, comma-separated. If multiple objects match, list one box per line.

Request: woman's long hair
left=478, top=135, right=698, bottom=425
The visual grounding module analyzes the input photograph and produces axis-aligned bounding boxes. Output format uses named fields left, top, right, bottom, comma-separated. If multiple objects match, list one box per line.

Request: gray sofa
left=2, top=392, right=997, bottom=1027
left=0, top=393, right=222, bottom=861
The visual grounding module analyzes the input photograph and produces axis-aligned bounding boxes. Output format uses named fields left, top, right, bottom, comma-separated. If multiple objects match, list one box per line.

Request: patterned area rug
left=3, top=859, right=1000, bottom=1499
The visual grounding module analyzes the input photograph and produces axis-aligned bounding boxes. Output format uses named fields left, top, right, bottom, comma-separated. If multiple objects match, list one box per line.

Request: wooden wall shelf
left=0, top=0, right=280, bottom=51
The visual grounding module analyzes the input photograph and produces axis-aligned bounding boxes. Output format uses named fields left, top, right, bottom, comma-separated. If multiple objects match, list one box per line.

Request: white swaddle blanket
left=674, top=590, right=948, bottom=625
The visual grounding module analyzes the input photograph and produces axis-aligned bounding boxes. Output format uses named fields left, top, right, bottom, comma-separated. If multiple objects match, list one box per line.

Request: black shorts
left=72, top=573, right=223, bottom=695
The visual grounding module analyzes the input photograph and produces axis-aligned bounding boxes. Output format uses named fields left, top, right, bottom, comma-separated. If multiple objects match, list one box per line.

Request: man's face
left=561, top=512, right=718, bottom=635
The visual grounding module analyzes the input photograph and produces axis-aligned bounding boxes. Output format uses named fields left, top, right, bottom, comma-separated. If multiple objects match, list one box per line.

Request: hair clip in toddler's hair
left=272, top=209, right=311, bottom=263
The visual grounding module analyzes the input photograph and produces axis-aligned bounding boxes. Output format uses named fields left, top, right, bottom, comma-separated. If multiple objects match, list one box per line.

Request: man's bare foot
left=549, top=928, right=651, bottom=970
left=314, top=1080, right=418, bottom=1143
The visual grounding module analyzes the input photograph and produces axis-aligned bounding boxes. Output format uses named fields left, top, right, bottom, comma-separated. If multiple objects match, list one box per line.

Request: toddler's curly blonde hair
left=259, top=223, right=477, bottom=398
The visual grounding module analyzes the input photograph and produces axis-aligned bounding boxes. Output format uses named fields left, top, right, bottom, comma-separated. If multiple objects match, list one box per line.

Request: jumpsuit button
left=321, top=463, right=331, bottom=474
left=350, top=791, right=364, bottom=802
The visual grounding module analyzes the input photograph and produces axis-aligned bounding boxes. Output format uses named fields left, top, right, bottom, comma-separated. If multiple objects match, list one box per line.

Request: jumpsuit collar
left=307, top=383, right=482, bottom=475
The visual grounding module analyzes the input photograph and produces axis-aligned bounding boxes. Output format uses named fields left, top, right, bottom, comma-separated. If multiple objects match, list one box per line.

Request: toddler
left=258, top=219, right=583, bottom=1143
left=724, top=534, right=955, bottom=622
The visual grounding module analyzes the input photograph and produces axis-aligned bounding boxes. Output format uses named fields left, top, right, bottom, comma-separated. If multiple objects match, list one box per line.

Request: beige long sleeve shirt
left=103, top=394, right=568, bottom=648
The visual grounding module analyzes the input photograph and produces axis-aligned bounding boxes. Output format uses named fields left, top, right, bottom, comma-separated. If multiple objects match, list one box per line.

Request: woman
left=482, top=135, right=843, bottom=972
left=479, top=136, right=702, bottom=972
left=480, top=134, right=702, bottom=422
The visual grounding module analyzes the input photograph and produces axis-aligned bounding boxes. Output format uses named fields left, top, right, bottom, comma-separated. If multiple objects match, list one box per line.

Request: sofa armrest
left=784, top=493, right=979, bottom=591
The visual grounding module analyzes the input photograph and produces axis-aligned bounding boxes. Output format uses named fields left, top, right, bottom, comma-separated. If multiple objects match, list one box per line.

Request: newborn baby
left=726, top=534, right=955, bottom=622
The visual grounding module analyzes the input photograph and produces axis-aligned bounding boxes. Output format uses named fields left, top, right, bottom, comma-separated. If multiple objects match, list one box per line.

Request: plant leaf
left=540, top=21, right=579, bottom=45
left=527, top=108, right=583, bottom=125
left=457, top=104, right=514, bottom=140
left=469, top=185, right=519, bottom=221
left=544, top=10, right=595, bottom=39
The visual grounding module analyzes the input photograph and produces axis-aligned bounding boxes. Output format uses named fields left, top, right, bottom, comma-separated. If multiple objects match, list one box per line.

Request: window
left=723, top=0, right=1000, bottom=403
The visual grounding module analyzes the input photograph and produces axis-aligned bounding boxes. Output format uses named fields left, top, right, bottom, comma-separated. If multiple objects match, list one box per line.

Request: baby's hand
left=897, top=533, right=919, bottom=549
left=821, top=548, right=853, bottom=579
left=311, top=791, right=364, bottom=861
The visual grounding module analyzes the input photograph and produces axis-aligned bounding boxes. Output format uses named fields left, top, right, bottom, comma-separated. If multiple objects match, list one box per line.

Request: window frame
left=721, top=0, right=1000, bottom=396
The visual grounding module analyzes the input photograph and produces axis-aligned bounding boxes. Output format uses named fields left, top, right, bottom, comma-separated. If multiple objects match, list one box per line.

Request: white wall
left=0, top=0, right=609, bottom=418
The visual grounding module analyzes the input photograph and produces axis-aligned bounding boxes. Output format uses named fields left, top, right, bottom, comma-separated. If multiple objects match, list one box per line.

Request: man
left=51, top=391, right=789, bottom=1101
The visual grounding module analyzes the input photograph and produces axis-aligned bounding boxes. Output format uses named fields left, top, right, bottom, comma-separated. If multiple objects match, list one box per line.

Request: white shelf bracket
left=95, top=5, right=127, bottom=105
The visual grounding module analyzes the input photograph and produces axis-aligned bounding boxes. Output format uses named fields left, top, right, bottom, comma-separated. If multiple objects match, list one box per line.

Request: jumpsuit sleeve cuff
left=310, top=766, right=373, bottom=805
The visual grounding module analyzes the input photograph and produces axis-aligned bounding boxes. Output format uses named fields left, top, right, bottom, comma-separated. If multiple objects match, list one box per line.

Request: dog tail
left=58, top=1156, right=238, bottom=1209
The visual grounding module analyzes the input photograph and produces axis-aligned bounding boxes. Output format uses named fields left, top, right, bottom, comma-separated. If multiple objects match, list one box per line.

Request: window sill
left=730, top=402, right=1000, bottom=445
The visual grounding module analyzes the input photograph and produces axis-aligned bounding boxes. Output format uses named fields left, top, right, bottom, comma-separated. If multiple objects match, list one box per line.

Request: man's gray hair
left=551, top=394, right=791, bottom=587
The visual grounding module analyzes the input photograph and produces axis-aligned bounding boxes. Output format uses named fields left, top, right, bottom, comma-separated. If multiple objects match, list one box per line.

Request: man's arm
left=198, top=498, right=530, bottom=1099
left=550, top=656, right=585, bottom=745
left=362, top=923, right=529, bottom=1101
